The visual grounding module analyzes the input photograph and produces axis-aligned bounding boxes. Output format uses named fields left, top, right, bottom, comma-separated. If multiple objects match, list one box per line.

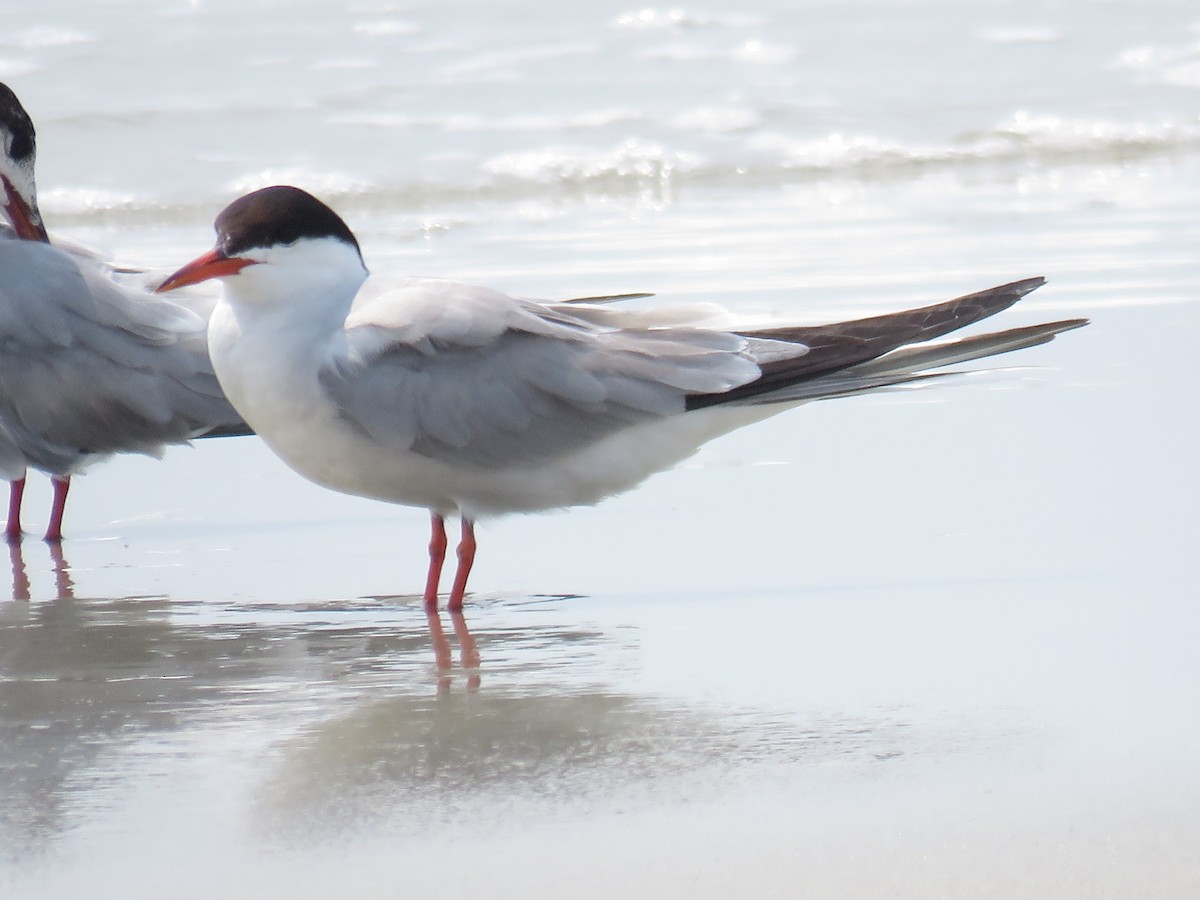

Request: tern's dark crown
left=215, top=185, right=361, bottom=259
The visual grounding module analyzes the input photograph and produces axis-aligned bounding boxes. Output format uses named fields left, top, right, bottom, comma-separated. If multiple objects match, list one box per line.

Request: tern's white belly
left=210, top=302, right=785, bottom=517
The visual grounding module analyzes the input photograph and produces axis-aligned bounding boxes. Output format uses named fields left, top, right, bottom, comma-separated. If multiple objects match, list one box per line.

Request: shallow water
left=2, top=1, right=1200, bottom=897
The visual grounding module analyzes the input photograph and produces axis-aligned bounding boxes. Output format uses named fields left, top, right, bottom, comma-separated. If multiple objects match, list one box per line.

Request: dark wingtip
left=1048, top=317, right=1089, bottom=332
left=688, top=277, right=1063, bottom=410
left=950, top=275, right=1046, bottom=311
left=1008, top=275, right=1046, bottom=296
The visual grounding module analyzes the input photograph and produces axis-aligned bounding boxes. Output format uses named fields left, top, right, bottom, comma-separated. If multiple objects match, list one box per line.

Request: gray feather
left=319, top=276, right=1085, bottom=471
left=320, top=301, right=760, bottom=470
left=0, top=238, right=249, bottom=476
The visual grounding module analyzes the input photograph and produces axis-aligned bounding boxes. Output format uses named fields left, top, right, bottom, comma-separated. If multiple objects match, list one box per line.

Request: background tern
left=0, top=83, right=250, bottom=542
left=158, top=185, right=1087, bottom=610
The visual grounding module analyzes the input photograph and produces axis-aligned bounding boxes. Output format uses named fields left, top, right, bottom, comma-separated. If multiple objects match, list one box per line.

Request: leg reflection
left=425, top=606, right=481, bottom=695
left=6, top=539, right=75, bottom=601
left=47, top=540, right=75, bottom=600
left=9, top=540, right=30, bottom=600
left=451, top=610, right=481, bottom=691
left=426, top=606, right=453, bottom=695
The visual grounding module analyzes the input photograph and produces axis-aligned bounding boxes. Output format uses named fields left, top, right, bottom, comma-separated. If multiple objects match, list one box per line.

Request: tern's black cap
left=215, top=185, right=361, bottom=259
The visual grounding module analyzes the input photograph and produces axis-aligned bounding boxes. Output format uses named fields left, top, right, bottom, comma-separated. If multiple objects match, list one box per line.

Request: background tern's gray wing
left=0, top=240, right=248, bottom=473
left=0, top=419, right=27, bottom=481
left=321, top=281, right=764, bottom=469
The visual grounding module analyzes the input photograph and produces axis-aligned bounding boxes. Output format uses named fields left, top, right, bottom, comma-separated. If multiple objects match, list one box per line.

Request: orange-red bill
left=156, top=248, right=255, bottom=293
left=2, top=174, right=50, bottom=242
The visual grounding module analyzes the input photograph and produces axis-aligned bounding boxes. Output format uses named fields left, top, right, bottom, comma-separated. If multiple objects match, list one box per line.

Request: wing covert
left=320, top=286, right=764, bottom=469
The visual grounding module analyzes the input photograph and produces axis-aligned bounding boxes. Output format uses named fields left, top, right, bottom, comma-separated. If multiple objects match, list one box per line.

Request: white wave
left=734, top=38, right=796, bottom=64
left=0, top=26, right=95, bottom=49
left=313, top=58, right=380, bottom=71
left=332, top=107, right=644, bottom=132
left=438, top=43, right=597, bottom=79
left=746, top=113, right=1200, bottom=179
left=986, top=110, right=1200, bottom=155
left=639, top=38, right=795, bottom=64
left=227, top=169, right=375, bottom=196
left=482, top=139, right=700, bottom=185
left=749, top=132, right=913, bottom=169
left=671, top=106, right=760, bottom=133
left=977, top=26, right=1062, bottom=44
left=347, top=1, right=411, bottom=12
left=1116, top=33, right=1200, bottom=89
left=39, top=187, right=142, bottom=217
left=0, top=60, right=39, bottom=79
left=613, top=8, right=766, bottom=29
left=35, top=114, right=1200, bottom=229
left=351, top=19, right=420, bottom=38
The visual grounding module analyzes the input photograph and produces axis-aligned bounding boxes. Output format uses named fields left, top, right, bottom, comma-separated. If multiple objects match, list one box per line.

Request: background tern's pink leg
left=424, top=513, right=448, bottom=609
left=6, top=477, right=26, bottom=544
left=44, top=476, right=70, bottom=542
left=447, top=518, right=476, bottom=612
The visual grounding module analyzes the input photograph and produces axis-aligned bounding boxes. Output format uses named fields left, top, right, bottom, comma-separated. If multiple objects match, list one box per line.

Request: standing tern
left=158, top=185, right=1087, bottom=610
left=0, top=83, right=250, bottom=542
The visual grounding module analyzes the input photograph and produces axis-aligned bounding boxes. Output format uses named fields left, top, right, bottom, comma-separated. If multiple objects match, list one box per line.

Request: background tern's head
left=0, top=82, right=48, bottom=242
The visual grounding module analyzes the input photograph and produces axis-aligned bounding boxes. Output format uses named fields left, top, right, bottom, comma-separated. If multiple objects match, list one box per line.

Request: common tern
left=0, top=82, right=249, bottom=542
left=158, top=185, right=1086, bottom=610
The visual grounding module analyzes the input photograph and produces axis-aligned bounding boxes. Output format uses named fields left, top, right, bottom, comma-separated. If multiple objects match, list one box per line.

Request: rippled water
left=2, top=1, right=1200, bottom=897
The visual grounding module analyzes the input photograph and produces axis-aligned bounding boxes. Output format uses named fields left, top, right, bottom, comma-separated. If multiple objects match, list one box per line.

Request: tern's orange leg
left=424, top=513, right=448, bottom=609
left=447, top=518, right=476, bottom=612
left=43, top=476, right=70, bottom=543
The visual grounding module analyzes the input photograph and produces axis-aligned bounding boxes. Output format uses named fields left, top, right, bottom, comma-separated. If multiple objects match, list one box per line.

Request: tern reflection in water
left=1, top=579, right=914, bottom=855
left=253, top=606, right=914, bottom=843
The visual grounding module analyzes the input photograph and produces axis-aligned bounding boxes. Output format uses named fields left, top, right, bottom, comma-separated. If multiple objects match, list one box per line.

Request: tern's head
left=156, top=185, right=367, bottom=304
left=0, top=82, right=48, bottom=242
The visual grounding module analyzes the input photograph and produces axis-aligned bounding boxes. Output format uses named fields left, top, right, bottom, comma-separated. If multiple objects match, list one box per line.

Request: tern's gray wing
left=320, top=280, right=766, bottom=469
left=0, top=239, right=247, bottom=474
left=320, top=276, right=1084, bottom=471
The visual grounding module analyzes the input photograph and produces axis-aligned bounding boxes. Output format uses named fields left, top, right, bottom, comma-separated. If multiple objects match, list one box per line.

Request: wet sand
left=3, top=276, right=1199, bottom=897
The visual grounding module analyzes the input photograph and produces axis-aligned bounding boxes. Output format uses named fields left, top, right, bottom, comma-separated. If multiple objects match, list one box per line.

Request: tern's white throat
left=221, top=235, right=368, bottom=323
